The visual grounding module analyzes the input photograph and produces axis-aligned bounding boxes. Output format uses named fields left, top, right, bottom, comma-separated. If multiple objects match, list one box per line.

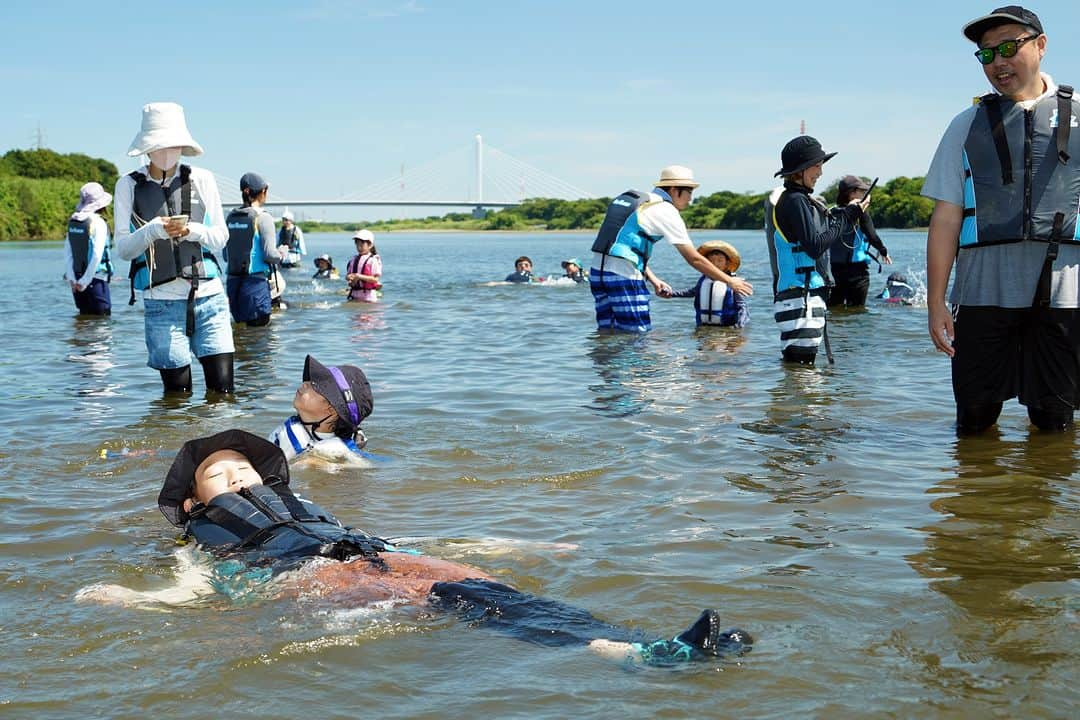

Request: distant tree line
left=0, top=149, right=120, bottom=241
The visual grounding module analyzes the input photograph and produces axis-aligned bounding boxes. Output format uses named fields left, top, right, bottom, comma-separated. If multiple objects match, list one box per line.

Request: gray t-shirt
left=921, top=74, right=1080, bottom=309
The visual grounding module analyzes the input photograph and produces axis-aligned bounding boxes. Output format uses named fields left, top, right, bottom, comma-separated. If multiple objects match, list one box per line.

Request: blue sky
left=3, top=0, right=1078, bottom=217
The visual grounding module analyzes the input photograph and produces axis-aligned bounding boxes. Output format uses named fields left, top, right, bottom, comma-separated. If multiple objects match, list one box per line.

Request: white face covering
left=148, top=147, right=182, bottom=172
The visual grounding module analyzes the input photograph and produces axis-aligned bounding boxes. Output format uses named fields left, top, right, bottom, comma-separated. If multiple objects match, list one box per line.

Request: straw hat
left=696, top=240, right=741, bottom=273
left=127, top=102, right=204, bottom=157
left=74, top=182, right=112, bottom=213
left=655, top=165, right=700, bottom=189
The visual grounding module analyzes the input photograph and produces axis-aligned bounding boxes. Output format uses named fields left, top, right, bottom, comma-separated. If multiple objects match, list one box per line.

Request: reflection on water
left=586, top=333, right=664, bottom=417
left=909, top=433, right=1080, bottom=666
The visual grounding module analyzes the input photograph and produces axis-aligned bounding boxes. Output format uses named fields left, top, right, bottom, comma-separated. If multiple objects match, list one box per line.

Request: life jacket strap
left=1057, top=85, right=1073, bottom=165
left=982, top=94, right=1014, bottom=185
left=1033, top=212, right=1066, bottom=307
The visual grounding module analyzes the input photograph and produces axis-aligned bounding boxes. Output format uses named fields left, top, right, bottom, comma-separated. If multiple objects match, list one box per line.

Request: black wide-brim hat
left=774, top=135, right=838, bottom=178
left=158, top=429, right=290, bottom=527
left=303, top=355, right=373, bottom=435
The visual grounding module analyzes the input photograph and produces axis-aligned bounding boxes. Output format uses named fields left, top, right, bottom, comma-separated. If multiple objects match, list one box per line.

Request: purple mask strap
left=327, top=365, right=360, bottom=425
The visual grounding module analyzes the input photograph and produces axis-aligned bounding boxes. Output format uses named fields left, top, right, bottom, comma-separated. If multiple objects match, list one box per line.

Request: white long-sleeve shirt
left=64, top=212, right=110, bottom=287
left=114, top=164, right=228, bottom=300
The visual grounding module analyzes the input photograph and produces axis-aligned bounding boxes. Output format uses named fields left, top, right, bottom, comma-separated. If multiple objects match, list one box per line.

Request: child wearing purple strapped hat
left=268, top=355, right=375, bottom=465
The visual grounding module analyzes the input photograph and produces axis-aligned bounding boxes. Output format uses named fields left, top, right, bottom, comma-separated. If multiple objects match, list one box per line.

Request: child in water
left=505, top=256, right=537, bottom=283
left=268, top=355, right=374, bottom=466
left=142, top=428, right=753, bottom=666
left=346, top=229, right=382, bottom=302
left=667, top=241, right=750, bottom=328
left=877, top=271, right=916, bottom=305
left=312, top=254, right=339, bottom=280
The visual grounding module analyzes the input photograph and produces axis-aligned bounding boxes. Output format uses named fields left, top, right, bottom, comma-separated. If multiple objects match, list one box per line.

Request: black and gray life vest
left=126, top=165, right=220, bottom=304
left=278, top=225, right=301, bottom=251
left=224, top=206, right=272, bottom=276
left=960, top=85, right=1080, bottom=248
left=590, top=189, right=664, bottom=272
left=67, top=216, right=112, bottom=279
left=185, top=482, right=390, bottom=570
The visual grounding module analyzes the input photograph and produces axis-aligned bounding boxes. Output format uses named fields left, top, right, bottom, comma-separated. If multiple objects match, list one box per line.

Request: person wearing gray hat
left=224, top=172, right=283, bottom=327
left=923, top=6, right=1080, bottom=433
left=114, top=102, right=235, bottom=395
left=764, top=137, right=869, bottom=364
left=64, top=182, right=114, bottom=315
left=588, top=165, right=753, bottom=333
left=827, top=175, right=893, bottom=309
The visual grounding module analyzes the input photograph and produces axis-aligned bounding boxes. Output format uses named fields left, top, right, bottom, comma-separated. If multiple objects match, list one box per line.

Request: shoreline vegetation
left=1, top=148, right=933, bottom=240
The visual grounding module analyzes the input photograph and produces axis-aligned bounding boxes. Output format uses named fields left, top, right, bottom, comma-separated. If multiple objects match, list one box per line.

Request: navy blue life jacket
left=68, top=216, right=112, bottom=279
left=185, top=482, right=390, bottom=571
left=224, top=206, right=272, bottom=276
left=590, top=189, right=666, bottom=272
left=278, top=225, right=301, bottom=251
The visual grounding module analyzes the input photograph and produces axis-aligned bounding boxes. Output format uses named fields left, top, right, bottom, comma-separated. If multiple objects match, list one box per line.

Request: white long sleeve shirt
left=114, top=164, right=228, bottom=300
left=64, top=212, right=110, bottom=286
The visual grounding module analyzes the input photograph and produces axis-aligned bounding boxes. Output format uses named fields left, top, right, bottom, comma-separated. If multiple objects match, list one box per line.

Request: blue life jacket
left=693, top=276, right=740, bottom=326
left=185, top=482, right=390, bottom=570
left=765, top=189, right=826, bottom=296
left=126, top=165, right=221, bottom=301
left=224, top=206, right=272, bottom=276
left=68, top=216, right=112, bottom=279
left=591, top=189, right=668, bottom=272
left=831, top=223, right=871, bottom=265
left=961, top=85, right=1080, bottom=248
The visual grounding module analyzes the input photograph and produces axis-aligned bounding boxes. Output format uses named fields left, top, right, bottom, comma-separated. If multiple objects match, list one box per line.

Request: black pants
left=430, top=579, right=637, bottom=648
left=827, top=263, right=870, bottom=308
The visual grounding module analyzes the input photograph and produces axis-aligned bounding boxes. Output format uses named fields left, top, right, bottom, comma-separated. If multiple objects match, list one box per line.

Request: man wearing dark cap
left=224, top=172, right=283, bottom=326
left=764, top=136, right=869, bottom=363
left=923, top=6, right=1080, bottom=433
left=828, top=175, right=892, bottom=308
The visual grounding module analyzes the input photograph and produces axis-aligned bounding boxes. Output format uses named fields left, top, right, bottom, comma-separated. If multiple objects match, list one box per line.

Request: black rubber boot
left=200, top=352, right=234, bottom=394
left=675, top=609, right=753, bottom=657
left=160, top=366, right=193, bottom=393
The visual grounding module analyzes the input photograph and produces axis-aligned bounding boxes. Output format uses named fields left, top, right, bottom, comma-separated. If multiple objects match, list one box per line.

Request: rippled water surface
left=1, top=230, right=1077, bottom=719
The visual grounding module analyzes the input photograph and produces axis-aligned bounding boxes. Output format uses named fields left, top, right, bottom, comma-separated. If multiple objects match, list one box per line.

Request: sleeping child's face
left=190, top=449, right=263, bottom=506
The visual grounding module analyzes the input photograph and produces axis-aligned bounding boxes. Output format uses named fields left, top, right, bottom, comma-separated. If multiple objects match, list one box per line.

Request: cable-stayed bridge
left=218, top=136, right=593, bottom=215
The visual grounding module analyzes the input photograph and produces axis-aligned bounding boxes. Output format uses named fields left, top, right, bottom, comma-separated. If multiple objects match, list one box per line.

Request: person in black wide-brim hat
left=763, top=136, right=870, bottom=364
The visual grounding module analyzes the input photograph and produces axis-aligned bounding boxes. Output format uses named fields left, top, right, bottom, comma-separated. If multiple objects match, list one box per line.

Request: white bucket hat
left=127, top=102, right=204, bottom=157
left=352, top=229, right=375, bottom=242
left=655, top=165, right=700, bottom=189
left=281, top=210, right=295, bottom=222
left=74, top=182, right=112, bottom=213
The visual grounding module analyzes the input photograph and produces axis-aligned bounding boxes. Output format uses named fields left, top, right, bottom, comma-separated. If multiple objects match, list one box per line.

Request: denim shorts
left=143, top=293, right=235, bottom=369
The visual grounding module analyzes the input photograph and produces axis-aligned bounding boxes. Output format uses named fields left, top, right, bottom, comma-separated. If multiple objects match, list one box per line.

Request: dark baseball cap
left=963, top=6, right=1044, bottom=43
left=240, top=171, right=268, bottom=194
left=839, top=175, right=871, bottom=197
left=303, top=355, right=373, bottom=436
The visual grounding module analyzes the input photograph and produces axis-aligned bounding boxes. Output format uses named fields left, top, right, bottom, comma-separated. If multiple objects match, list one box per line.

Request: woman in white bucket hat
left=63, top=182, right=114, bottom=315
left=113, top=102, right=235, bottom=395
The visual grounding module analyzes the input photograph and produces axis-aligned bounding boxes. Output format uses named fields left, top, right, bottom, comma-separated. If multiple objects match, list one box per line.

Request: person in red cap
left=923, top=6, right=1080, bottom=433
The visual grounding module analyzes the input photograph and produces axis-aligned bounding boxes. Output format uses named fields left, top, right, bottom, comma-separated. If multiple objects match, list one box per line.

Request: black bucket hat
left=158, top=429, right=289, bottom=527
left=963, top=6, right=1043, bottom=43
left=303, top=355, right=373, bottom=436
left=774, top=136, right=838, bottom=178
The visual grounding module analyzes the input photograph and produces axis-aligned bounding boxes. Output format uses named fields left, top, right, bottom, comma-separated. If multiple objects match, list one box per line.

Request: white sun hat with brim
left=127, top=102, right=204, bottom=157
left=74, top=182, right=112, bottom=213
left=654, top=165, right=700, bottom=189
left=352, top=229, right=375, bottom=242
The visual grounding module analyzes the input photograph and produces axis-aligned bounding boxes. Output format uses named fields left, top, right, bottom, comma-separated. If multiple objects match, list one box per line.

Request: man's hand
left=728, top=277, right=753, bottom=296
left=928, top=301, right=955, bottom=357
left=652, top=279, right=673, bottom=297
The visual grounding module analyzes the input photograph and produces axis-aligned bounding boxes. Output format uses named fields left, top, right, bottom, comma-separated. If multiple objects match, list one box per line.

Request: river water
left=1, top=230, right=1076, bottom=719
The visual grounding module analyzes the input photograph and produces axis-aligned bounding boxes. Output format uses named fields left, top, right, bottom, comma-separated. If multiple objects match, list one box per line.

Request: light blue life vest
left=960, top=85, right=1080, bottom=248
left=765, top=189, right=826, bottom=296
left=591, top=189, right=668, bottom=272
left=67, top=216, right=112, bottom=279
left=224, top=206, right=272, bottom=276
left=126, top=165, right=220, bottom=296
left=693, top=276, right=739, bottom=326
left=832, top=223, right=871, bottom=265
